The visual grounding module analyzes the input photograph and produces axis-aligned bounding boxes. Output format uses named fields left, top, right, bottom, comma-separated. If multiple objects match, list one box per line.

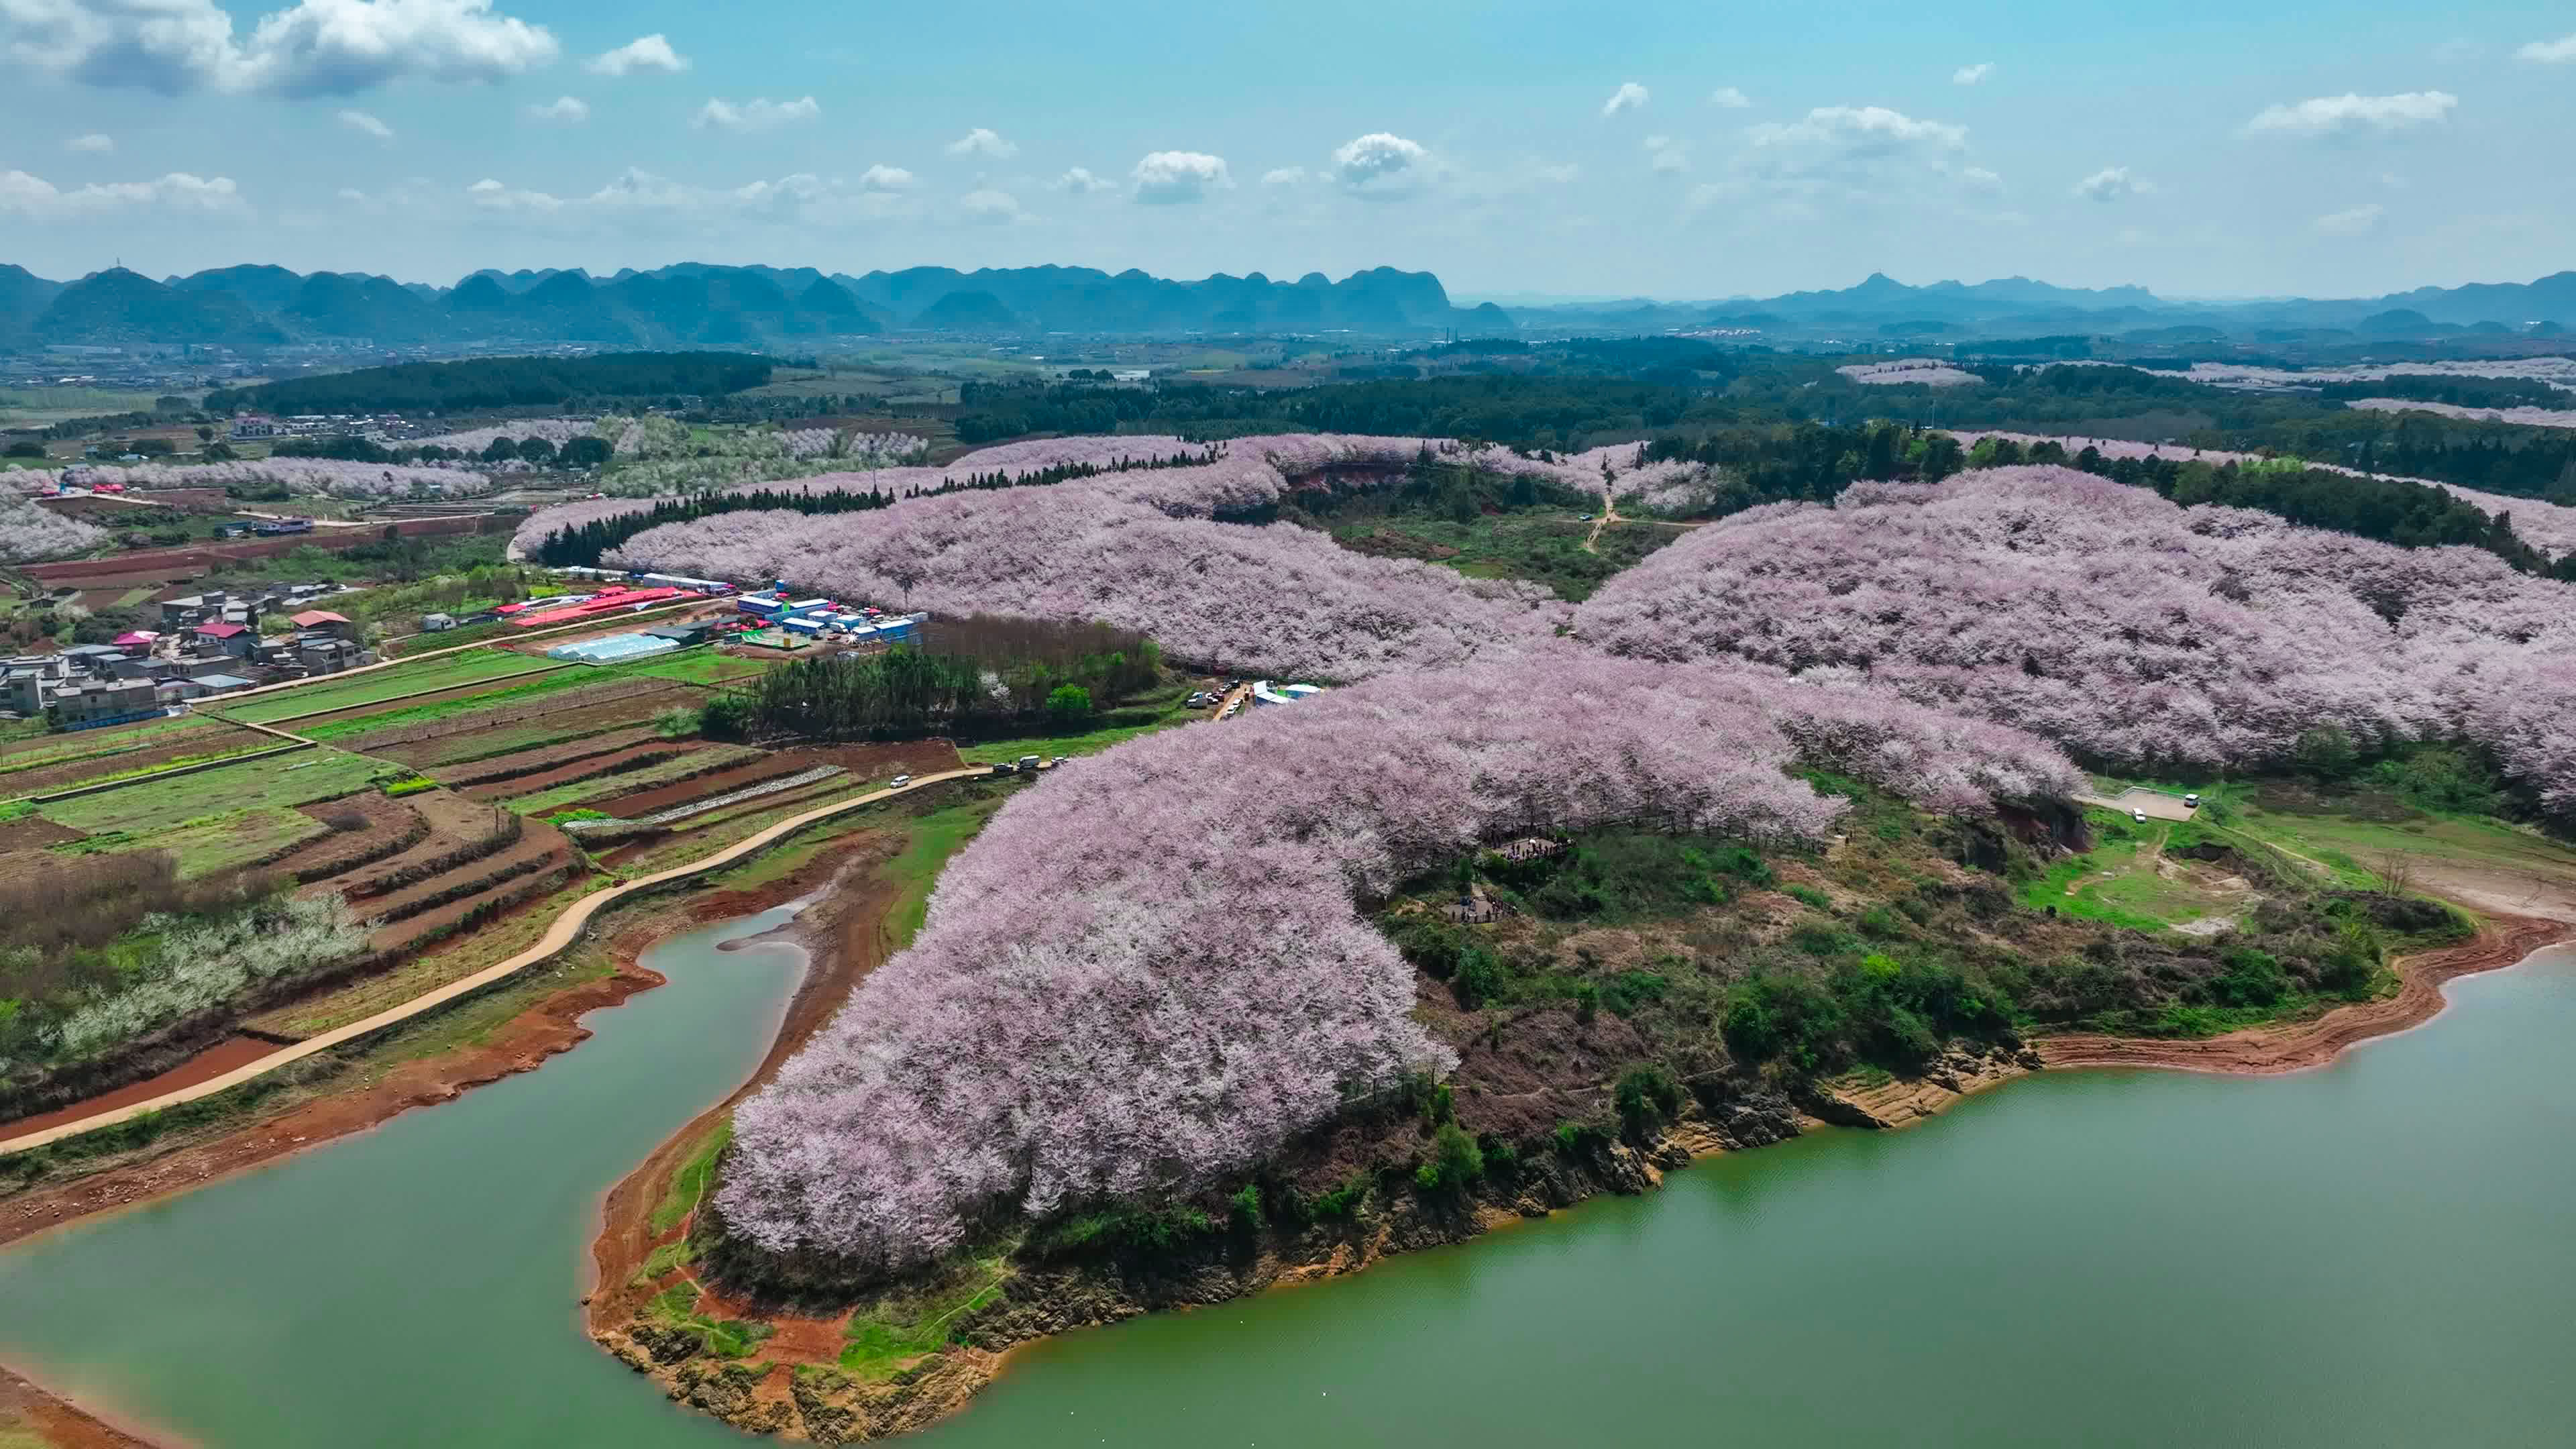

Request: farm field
left=34, top=747, right=389, bottom=855
left=358, top=682, right=700, bottom=765
left=213, top=650, right=566, bottom=724
left=0, top=721, right=278, bottom=800
left=294, top=663, right=694, bottom=743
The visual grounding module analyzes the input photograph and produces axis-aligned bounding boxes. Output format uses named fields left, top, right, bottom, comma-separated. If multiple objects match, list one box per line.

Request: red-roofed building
left=288, top=610, right=356, bottom=641
left=191, top=620, right=256, bottom=659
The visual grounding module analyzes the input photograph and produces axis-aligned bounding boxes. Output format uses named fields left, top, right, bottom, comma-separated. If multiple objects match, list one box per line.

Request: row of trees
left=1964, top=436, right=2576, bottom=578
left=527, top=445, right=1220, bottom=567
left=274, top=433, right=612, bottom=468
left=703, top=617, right=1160, bottom=741
left=204, top=352, right=773, bottom=416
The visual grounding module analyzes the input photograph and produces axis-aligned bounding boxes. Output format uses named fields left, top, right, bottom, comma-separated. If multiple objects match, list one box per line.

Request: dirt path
left=1580, top=491, right=1620, bottom=553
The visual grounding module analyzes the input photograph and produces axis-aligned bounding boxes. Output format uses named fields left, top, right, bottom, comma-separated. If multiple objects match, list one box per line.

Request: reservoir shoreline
left=3, top=879, right=2567, bottom=1446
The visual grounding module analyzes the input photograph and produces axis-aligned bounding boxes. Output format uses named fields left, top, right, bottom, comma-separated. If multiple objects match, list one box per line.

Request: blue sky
left=4, top=1, right=2573, bottom=299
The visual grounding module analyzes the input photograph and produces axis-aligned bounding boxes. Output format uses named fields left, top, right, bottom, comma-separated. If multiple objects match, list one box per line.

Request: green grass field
left=2017, top=810, right=2249, bottom=934
left=629, top=650, right=770, bottom=685
left=45, top=805, right=329, bottom=877
left=36, top=747, right=387, bottom=843
left=215, top=650, right=564, bottom=724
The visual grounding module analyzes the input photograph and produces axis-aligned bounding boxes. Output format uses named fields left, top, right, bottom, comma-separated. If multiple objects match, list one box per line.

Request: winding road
left=0, top=766, right=998, bottom=1157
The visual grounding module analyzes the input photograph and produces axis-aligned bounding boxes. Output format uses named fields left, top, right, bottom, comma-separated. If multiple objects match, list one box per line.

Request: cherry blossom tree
left=718, top=655, right=2079, bottom=1269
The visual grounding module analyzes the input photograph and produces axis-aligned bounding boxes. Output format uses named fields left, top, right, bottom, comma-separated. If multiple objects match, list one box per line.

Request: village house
left=189, top=621, right=256, bottom=660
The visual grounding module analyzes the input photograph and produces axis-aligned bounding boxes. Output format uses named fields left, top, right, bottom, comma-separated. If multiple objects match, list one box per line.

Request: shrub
left=1414, top=1123, right=1485, bottom=1195
left=1859, top=904, right=1909, bottom=938
left=1312, top=1175, right=1368, bottom=1221
left=1613, top=1065, right=1684, bottom=1138
left=1228, top=1183, right=1265, bottom=1234
left=381, top=775, right=437, bottom=798
left=653, top=705, right=701, bottom=739
left=1452, top=945, right=1506, bottom=1010
left=2214, top=947, right=2288, bottom=1007
left=1601, top=969, right=1670, bottom=1015
left=1785, top=884, right=1831, bottom=909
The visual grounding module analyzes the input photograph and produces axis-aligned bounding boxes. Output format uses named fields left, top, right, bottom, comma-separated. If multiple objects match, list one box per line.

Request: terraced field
left=214, top=651, right=564, bottom=724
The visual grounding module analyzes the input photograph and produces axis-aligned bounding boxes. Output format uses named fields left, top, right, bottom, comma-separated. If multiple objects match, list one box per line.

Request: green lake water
left=3, top=924, right=2570, bottom=1448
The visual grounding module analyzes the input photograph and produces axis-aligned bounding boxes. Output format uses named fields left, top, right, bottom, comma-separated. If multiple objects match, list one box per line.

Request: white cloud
left=960, top=188, right=1020, bottom=224
left=1698, top=105, right=1984, bottom=217
left=2517, top=32, right=2576, bottom=62
left=1644, top=134, right=1688, bottom=174
left=1953, top=62, right=1993, bottom=85
left=1330, top=131, right=1431, bottom=199
left=524, top=94, right=586, bottom=123
left=1051, top=166, right=1115, bottom=194
left=586, top=32, right=684, bottom=75
left=2244, top=91, right=2457, bottom=138
left=692, top=96, right=820, bottom=133
left=1601, top=80, right=1648, bottom=117
left=1, top=167, right=248, bottom=219
left=0, top=0, right=561, bottom=98
left=2431, top=38, right=2482, bottom=62
left=466, top=175, right=561, bottom=212
left=1749, top=105, right=1969, bottom=154
left=2072, top=166, right=2153, bottom=202
left=1534, top=162, right=1580, bottom=184
left=337, top=107, right=392, bottom=140
left=945, top=127, right=1017, bottom=159
left=859, top=164, right=915, bottom=191
left=1707, top=86, right=1751, bottom=109
left=1259, top=166, right=1309, bottom=186
left=2314, top=203, right=2385, bottom=235
left=1128, top=150, right=1230, bottom=204
left=65, top=132, right=113, bottom=153
left=460, top=166, right=918, bottom=227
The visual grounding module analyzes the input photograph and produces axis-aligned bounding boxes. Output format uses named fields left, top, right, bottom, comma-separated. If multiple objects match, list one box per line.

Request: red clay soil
left=1, top=1036, right=278, bottom=1139
left=0, top=816, right=85, bottom=852
left=459, top=742, right=694, bottom=801
left=2037, top=914, right=2574, bottom=1075
left=0, top=1363, right=157, bottom=1449
left=271, top=794, right=424, bottom=881
left=433, top=727, right=660, bottom=788
left=301, top=794, right=500, bottom=898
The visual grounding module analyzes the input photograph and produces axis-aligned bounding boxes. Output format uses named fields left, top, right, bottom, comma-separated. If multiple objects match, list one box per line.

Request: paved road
left=0, top=765, right=998, bottom=1157
left=2077, top=788, right=2198, bottom=822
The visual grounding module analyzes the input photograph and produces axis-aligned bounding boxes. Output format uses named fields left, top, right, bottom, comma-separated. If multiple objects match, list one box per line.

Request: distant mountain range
left=1512, top=270, right=2576, bottom=343
left=3, top=260, right=2572, bottom=350
left=0, top=261, right=1513, bottom=350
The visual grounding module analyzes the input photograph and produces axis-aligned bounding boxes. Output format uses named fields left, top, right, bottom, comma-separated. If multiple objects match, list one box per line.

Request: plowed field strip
left=460, top=744, right=694, bottom=802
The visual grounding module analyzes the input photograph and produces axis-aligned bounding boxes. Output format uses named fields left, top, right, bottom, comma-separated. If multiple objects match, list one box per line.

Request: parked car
left=2183, top=793, right=2200, bottom=809
left=889, top=773, right=912, bottom=788
left=1018, top=755, right=1042, bottom=771
left=1053, top=755, right=1068, bottom=766
left=2132, top=810, right=2148, bottom=824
